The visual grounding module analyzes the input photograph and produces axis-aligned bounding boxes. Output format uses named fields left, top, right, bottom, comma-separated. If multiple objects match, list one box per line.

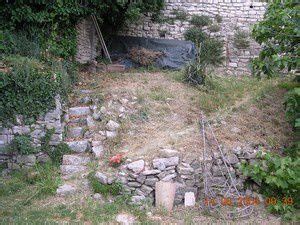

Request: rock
left=36, top=153, right=51, bottom=164
left=136, top=175, right=146, bottom=184
left=231, top=127, right=241, bottom=134
left=66, top=140, right=89, bottom=153
left=100, top=106, right=107, bottom=114
left=127, top=160, right=145, bottom=174
left=212, top=165, right=228, bottom=176
left=92, top=111, right=102, bottom=121
left=95, top=172, right=108, bottom=184
left=60, top=165, right=87, bottom=176
left=116, top=213, right=135, bottom=225
left=153, top=157, right=179, bottom=170
left=144, top=177, right=159, bottom=187
left=107, top=176, right=115, bottom=185
left=233, top=146, right=242, bottom=155
left=142, top=169, right=161, bottom=176
left=68, top=107, right=91, bottom=117
left=127, top=182, right=142, bottom=187
left=159, top=148, right=179, bottom=157
left=106, top=131, right=117, bottom=139
left=57, top=184, right=76, bottom=196
left=141, top=185, right=153, bottom=195
left=106, top=120, right=120, bottom=131
left=131, top=196, right=146, bottom=205
left=177, top=164, right=194, bottom=175
left=225, top=154, right=239, bottom=164
left=67, top=127, right=84, bottom=138
left=92, top=145, right=104, bottom=158
left=157, top=169, right=174, bottom=179
left=93, top=193, right=104, bottom=202
left=86, top=115, right=96, bottom=128
left=80, top=96, right=91, bottom=104
left=16, top=155, right=36, bottom=165
left=184, top=192, right=196, bottom=207
left=161, top=173, right=177, bottom=181
left=120, top=98, right=129, bottom=105
left=155, top=181, right=176, bottom=212
left=12, top=126, right=31, bottom=135
left=62, top=155, right=90, bottom=165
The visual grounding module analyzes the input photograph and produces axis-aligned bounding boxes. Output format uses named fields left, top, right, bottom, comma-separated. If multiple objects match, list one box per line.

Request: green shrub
left=6, top=135, right=37, bottom=155
left=0, top=57, right=62, bottom=125
left=46, top=143, right=72, bottom=165
left=241, top=151, right=300, bottom=220
left=284, top=87, right=300, bottom=128
left=184, top=27, right=208, bottom=44
left=201, top=37, right=224, bottom=66
left=208, top=24, right=221, bottom=33
left=0, top=31, right=40, bottom=58
left=183, top=57, right=206, bottom=86
left=171, top=9, right=188, bottom=21
left=190, top=15, right=212, bottom=27
left=88, top=173, right=122, bottom=197
left=234, top=29, right=250, bottom=49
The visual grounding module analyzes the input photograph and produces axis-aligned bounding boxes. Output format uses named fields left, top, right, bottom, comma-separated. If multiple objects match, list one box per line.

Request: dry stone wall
left=0, top=96, right=64, bottom=170
left=120, top=0, right=267, bottom=76
left=76, top=18, right=100, bottom=64
left=93, top=146, right=262, bottom=205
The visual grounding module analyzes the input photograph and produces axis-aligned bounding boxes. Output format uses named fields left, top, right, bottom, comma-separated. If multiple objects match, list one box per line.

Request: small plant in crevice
left=171, top=9, right=188, bottom=21
left=208, top=24, right=221, bottom=33
left=6, top=135, right=37, bottom=155
left=190, top=15, right=212, bottom=27
left=215, top=14, right=222, bottom=23
left=234, top=28, right=250, bottom=49
left=88, top=172, right=123, bottom=197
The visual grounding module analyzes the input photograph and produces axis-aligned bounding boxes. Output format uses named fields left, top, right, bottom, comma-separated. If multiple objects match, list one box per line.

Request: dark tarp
left=107, top=36, right=196, bottom=69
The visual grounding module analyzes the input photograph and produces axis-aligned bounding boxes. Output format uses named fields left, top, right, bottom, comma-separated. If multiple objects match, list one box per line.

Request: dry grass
left=77, top=70, right=292, bottom=160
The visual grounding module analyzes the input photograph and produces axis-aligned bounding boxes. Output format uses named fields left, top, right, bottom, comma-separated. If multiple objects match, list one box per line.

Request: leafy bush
left=284, top=87, right=300, bottom=128
left=241, top=151, right=300, bottom=220
left=6, top=135, right=37, bottom=155
left=251, top=1, right=298, bottom=78
left=208, top=24, right=221, bottom=33
left=129, top=47, right=163, bottom=67
left=47, top=143, right=72, bottom=165
left=0, top=1, right=165, bottom=58
left=184, top=27, right=208, bottom=44
left=190, top=15, right=212, bottom=27
left=0, top=56, right=72, bottom=125
left=171, top=9, right=188, bottom=21
left=234, top=29, right=250, bottom=49
left=88, top=173, right=122, bottom=197
left=0, top=31, right=40, bottom=58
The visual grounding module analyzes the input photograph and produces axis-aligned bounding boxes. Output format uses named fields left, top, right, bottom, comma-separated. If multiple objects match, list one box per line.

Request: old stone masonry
left=122, top=0, right=267, bottom=76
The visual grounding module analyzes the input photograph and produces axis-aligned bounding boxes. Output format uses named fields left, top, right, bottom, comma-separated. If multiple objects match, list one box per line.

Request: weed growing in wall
left=234, top=28, right=250, bottom=49
left=190, top=15, right=212, bottom=27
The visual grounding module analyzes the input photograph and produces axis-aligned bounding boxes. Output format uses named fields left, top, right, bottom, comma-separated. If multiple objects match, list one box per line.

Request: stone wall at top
left=76, top=18, right=100, bottom=64
left=121, top=0, right=267, bottom=76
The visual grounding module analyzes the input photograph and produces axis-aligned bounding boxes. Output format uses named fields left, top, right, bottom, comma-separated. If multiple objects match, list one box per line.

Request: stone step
left=62, top=154, right=91, bottom=166
left=66, top=126, right=85, bottom=139
left=56, top=183, right=77, bottom=196
left=60, top=165, right=87, bottom=176
left=68, top=106, right=91, bottom=117
left=65, top=140, right=90, bottom=153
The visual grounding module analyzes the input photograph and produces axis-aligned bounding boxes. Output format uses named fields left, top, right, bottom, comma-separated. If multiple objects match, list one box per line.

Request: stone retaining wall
left=95, top=146, right=261, bottom=205
left=120, top=0, right=267, bottom=76
left=0, top=96, right=64, bottom=169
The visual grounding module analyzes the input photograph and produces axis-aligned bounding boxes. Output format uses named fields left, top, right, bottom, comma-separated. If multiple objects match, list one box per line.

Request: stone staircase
left=57, top=92, right=104, bottom=196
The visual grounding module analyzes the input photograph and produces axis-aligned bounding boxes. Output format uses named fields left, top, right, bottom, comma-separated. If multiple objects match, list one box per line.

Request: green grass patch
left=148, top=86, right=173, bottom=102
left=88, top=172, right=122, bottom=197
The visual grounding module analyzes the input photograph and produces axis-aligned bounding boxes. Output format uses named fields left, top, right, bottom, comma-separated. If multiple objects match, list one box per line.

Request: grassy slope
left=0, top=70, right=292, bottom=224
